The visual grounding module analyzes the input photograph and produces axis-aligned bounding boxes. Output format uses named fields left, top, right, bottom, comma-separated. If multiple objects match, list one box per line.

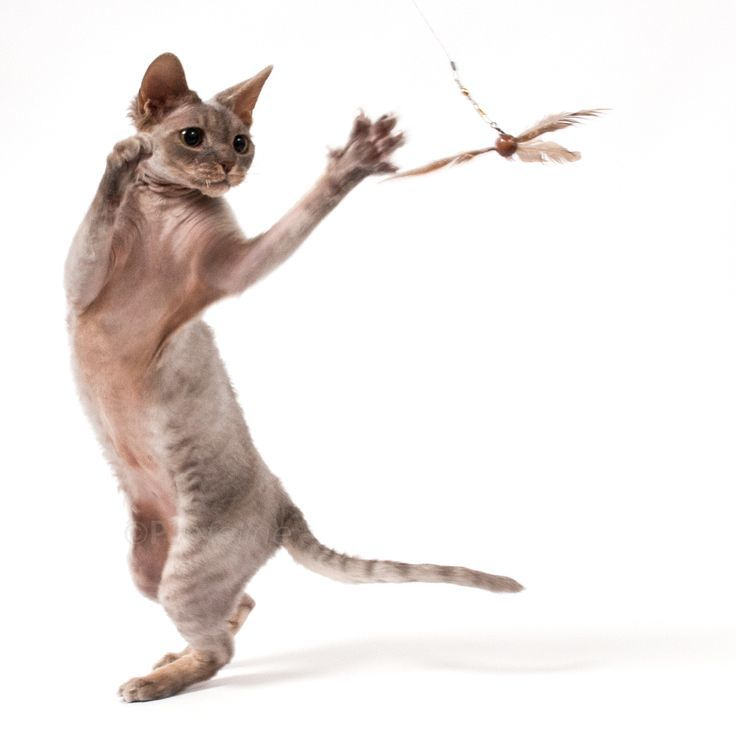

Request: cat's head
left=129, top=53, right=271, bottom=197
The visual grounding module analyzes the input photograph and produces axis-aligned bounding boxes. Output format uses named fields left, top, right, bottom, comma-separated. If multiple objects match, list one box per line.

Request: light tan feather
left=388, top=146, right=496, bottom=179
left=515, top=109, right=604, bottom=143
left=515, top=140, right=581, bottom=163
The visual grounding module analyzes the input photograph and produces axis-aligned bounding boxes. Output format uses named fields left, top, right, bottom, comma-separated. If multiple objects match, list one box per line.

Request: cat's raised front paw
left=329, top=112, right=405, bottom=182
left=106, top=134, right=153, bottom=173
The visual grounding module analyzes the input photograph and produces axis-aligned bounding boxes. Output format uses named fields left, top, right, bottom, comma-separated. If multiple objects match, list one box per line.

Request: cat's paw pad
left=330, top=112, right=406, bottom=179
left=107, top=134, right=153, bottom=171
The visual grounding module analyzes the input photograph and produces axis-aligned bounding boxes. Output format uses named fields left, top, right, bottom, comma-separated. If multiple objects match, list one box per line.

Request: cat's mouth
left=197, top=178, right=230, bottom=196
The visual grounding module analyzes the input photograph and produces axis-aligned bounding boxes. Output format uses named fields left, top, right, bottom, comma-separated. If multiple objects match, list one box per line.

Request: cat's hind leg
left=119, top=583, right=237, bottom=702
left=128, top=505, right=172, bottom=601
left=152, top=593, right=255, bottom=669
left=119, top=561, right=238, bottom=700
left=119, top=498, right=276, bottom=702
left=227, top=592, right=257, bottom=632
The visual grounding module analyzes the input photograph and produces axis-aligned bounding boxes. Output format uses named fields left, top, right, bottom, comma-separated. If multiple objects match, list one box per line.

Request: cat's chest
left=112, top=201, right=202, bottom=283
left=70, top=198, right=220, bottom=469
left=79, top=199, right=218, bottom=352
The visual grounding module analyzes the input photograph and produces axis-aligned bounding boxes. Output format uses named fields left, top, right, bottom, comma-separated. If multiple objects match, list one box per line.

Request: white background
left=2, top=0, right=735, bottom=733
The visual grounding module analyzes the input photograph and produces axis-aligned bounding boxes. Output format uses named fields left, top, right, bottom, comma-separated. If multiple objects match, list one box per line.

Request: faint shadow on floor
left=189, top=627, right=734, bottom=692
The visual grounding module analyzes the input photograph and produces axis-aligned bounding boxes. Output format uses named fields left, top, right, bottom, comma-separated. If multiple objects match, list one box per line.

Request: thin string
left=410, top=0, right=508, bottom=137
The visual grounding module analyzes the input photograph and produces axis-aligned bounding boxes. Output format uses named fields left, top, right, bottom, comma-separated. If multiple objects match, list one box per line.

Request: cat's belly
left=99, top=400, right=178, bottom=521
left=70, top=315, right=178, bottom=525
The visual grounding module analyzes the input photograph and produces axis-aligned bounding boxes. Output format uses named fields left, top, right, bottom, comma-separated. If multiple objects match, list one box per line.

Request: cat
left=64, top=52, right=523, bottom=702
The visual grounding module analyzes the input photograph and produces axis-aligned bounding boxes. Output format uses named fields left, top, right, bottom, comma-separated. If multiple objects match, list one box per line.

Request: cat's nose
left=220, top=161, right=234, bottom=174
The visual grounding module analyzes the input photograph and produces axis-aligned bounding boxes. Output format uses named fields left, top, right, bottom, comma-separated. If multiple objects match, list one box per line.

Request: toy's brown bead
left=495, top=135, right=518, bottom=157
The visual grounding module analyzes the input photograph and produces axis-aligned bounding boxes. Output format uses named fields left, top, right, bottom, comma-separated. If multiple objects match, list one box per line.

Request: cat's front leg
left=201, top=113, right=405, bottom=296
left=64, top=134, right=153, bottom=311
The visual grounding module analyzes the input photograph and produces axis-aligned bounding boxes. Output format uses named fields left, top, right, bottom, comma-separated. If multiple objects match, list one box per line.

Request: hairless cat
left=65, top=53, right=522, bottom=702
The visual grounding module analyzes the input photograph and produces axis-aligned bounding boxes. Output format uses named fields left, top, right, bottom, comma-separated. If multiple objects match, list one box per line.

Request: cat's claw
left=329, top=111, right=406, bottom=180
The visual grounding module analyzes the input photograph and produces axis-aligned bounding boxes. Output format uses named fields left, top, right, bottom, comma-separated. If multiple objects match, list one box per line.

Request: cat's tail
left=278, top=504, right=523, bottom=594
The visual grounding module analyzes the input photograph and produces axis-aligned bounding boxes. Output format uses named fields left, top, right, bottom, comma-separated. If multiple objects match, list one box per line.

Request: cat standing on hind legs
left=64, top=52, right=522, bottom=703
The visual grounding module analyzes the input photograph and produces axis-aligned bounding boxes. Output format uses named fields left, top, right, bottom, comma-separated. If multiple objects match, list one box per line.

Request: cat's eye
left=180, top=127, right=204, bottom=147
left=233, top=135, right=249, bottom=154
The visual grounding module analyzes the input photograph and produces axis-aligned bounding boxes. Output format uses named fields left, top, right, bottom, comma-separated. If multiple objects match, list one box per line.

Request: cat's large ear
left=214, top=66, right=273, bottom=127
left=130, top=52, right=200, bottom=129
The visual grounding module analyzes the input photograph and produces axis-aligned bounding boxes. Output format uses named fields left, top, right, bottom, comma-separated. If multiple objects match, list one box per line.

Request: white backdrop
left=2, top=0, right=735, bottom=733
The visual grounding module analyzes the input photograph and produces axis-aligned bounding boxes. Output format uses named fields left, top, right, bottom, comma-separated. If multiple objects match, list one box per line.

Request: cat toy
left=391, top=1, right=604, bottom=178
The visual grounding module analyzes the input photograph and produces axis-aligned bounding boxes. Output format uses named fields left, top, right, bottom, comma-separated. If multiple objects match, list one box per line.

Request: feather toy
left=391, top=2, right=604, bottom=179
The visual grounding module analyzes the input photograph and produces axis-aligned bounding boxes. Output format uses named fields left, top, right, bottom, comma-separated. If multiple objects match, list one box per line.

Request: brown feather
left=515, top=140, right=581, bottom=163
left=388, top=146, right=496, bottom=179
left=515, top=109, right=605, bottom=143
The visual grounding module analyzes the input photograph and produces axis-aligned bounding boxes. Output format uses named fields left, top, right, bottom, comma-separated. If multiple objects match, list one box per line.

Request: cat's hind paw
left=119, top=651, right=221, bottom=702
left=119, top=675, right=164, bottom=703
left=153, top=647, right=191, bottom=669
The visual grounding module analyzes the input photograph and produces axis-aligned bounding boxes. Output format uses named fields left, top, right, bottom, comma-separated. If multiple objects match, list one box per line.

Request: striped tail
left=279, top=505, right=523, bottom=594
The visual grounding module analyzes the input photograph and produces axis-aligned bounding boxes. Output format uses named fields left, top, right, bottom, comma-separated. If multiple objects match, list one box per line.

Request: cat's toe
left=378, top=131, right=406, bottom=156
left=373, top=113, right=398, bottom=137
left=349, top=110, right=372, bottom=140
left=368, top=116, right=405, bottom=167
